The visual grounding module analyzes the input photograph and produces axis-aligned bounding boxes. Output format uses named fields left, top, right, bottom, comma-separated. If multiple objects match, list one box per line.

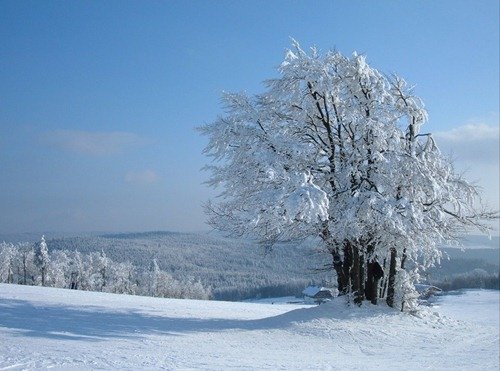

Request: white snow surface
left=0, top=284, right=498, bottom=370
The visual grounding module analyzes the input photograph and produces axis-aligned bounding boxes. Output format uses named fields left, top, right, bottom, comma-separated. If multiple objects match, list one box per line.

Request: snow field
left=0, top=284, right=498, bottom=370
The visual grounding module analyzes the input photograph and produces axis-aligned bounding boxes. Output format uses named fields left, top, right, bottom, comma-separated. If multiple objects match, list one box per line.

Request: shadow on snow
left=0, top=298, right=397, bottom=342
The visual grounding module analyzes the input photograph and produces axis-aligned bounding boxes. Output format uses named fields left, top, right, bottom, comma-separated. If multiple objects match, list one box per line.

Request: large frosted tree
left=200, top=42, right=496, bottom=309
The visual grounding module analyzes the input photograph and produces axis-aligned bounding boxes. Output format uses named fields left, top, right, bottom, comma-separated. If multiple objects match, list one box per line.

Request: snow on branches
left=200, top=41, right=497, bottom=309
left=0, top=238, right=211, bottom=300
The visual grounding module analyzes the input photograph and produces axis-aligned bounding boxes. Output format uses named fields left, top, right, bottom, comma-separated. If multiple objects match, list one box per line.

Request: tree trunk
left=351, top=245, right=364, bottom=305
left=332, top=252, right=348, bottom=295
left=357, top=251, right=365, bottom=304
left=365, top=267, right=373, bottom=303
left=400, top=248, right=408, bottom=311
left=379, top=258, right=387, bottom=299
left=386, top=248, right=397, bottom=308
left=7, top=267, right=13, bottom=284
left=401, top=248, right=407, bottom=270
left=22, top=257, right=27, bottom=285
left=342, top=241, right=353, bottom=296
left=366, top=261, right=384, bottom=304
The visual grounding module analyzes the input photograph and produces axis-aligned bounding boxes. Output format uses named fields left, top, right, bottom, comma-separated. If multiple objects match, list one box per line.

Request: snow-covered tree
left=80, top=252, right=93, bottom=291
left=200, top=41, right=497, bottom=309
left=68, top=250, right=90, bottom=290
left=0, top=242, right=16, bottom=283
left=68, top=252, right=79, bottom=289
left=49, top=250, right=70, bottom=288
left=109, top=261, right=137, bottom=295
left=147, top=259, right=161, bottom=296
left=92, top=250, right=110, bottom=291
left=0, top=238, right=211, bottom=300
left=15, top=242, right=36, bottom=285
left=35, top=235, right=50, bottom=286
left=181, top=277, right=212, bottom=300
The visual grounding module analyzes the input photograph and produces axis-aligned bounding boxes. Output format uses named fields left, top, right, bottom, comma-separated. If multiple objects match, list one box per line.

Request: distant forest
left=19, top=232, right=331, bottom=300
left=1, top=232, right=498, bottom=300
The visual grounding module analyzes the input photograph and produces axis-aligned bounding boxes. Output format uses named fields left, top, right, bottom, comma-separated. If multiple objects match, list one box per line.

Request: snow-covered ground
left=0, top=284, right=498, bottom=370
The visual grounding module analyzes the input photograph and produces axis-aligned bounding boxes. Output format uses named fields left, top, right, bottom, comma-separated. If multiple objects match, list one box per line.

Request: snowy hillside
left=0, top=284, right=498, bottom=370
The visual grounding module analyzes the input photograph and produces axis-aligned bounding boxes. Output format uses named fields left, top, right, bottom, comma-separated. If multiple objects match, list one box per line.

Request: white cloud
left=124, top=170, right=159, bottom=186
left=434, top=123, right=499, bottom=164
left=434, top=123, right=499, bottom=211
left=434, top=123, right=499, bottom=142
left=44, top=130, right=147, bottom=156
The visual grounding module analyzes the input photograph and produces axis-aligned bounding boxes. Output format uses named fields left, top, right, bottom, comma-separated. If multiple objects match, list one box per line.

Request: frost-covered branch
left=200, top=41, right=497, bottom=310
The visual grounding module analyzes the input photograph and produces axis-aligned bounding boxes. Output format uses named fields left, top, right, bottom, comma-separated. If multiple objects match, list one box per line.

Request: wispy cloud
left=434, top=123, right=499, bottom=211
left=124, top=170, right=159, bottom=186
left=435, top=123, right=499, bottom=142
left=44, top=130, right=147, bottom=156
left=434, top=123, right=499, bottom=164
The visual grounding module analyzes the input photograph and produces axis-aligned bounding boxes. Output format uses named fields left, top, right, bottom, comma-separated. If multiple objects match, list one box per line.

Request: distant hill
left=0, top=231, right=104, bottom=244
left=426, top=248, right=499, bottom=279
left=426, top=236, right=499, bottom=283
left=441, top=235, right=499, bottom=250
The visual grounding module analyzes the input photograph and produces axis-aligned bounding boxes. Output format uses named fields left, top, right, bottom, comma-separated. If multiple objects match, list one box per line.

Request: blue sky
left=0, top=0, right=498, bottom=233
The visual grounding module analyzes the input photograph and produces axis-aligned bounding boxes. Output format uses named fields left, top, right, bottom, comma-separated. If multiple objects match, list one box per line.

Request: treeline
left=0, top=237, right=211, bottom=300
left=430, top=269, right=499, bottom=291
left=213, top=280, right=316, bottom=301
left=43, top=232, right=330, bottom=301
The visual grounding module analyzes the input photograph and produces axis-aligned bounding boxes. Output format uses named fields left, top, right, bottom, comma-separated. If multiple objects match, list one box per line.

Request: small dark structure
left=302, top=286, right=336, bottom=304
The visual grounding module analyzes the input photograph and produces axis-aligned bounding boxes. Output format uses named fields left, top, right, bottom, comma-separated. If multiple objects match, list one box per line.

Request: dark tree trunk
left=332, top=252, right=348, bottom=295
left=357, top=251, right=365, bottom=304
left=22, top=257, right=27, bottom=285
left=333, top=240, right=384, bottom=306
left=401, top=248, right=407, bottom=270
left=364, top=242, right=377, bottom=305
left=323, top=228, right=350, bottom=297
left=400, top=248, right=408, bottom=311
left=366, top=261, right=384, bottom=304
left=365, top=263, right=375, bottom=304
left=379, top=258, right=387, bottom=299
left=342, top=241, right=353, bottom=296
left=7, top=267, right=13, bottom=284
left=386, top=248, right=397, bottom=308
left=70, top=272, right=78, bottom=290
left=351, top=245, right=364, bottom=305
